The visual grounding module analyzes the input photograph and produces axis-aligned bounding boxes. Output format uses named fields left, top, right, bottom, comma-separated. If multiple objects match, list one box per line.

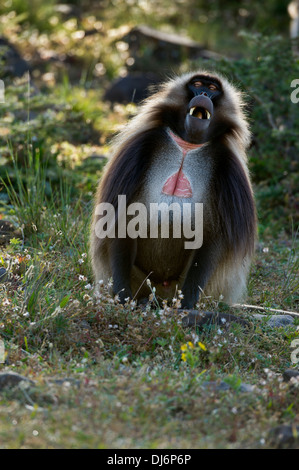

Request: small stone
left=282, top=369, right=299, bottom=382
left=182, top=310, right=249, bottom=329
left=203, top=381, right=231, bottom=391
left=252, top=314, right=294, bottom=328
left=0, top=267, right=7, bottom=283
left=104, top=72, right=162, bottom=104
left=239, top=383, right=256, bottom=393
left=268, top=425, right=299, bottom=449
left=0, top=372, right=34, bottom=390
left=202, top=380, right=256, bottom=393
left=48, top=377, right=81, bottom=388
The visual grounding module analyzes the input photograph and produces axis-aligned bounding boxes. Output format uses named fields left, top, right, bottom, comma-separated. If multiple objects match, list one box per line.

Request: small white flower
left=191, top=333, right=199, bottom=343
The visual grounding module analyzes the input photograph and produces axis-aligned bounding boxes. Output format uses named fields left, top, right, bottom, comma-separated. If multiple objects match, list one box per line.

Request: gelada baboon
left=90, top=71, right=257, bottom=308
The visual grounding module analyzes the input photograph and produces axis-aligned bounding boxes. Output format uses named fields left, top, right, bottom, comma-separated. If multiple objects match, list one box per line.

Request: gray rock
left=202, top=380, right=256, bottom=393
left=239, top=383, right=257, bottom=393
left=0, top=267, right=7, bottom=283
left=283, top=369, right=299, bottom=382
left=0, top=37, right=30, bottom=77
left=104, top=72, right=162, bottom=104
left=252, top=314, right=294, bottom=328
left=122, top=25, right=222, bottom=72
left=0, top=372, right=34, bottom=391
left=182, top=310, right=249, bottom=329
left=48, top=377, right=81, bottom=388
left=268, top=424, right=299, bottom=448
left=203, top=381, right=231, bottom=391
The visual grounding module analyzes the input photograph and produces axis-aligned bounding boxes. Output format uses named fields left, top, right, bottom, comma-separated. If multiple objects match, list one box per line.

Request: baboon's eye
left=193, top=81, right=203, bottom=88
left=209, top=84, right=218, bottom=91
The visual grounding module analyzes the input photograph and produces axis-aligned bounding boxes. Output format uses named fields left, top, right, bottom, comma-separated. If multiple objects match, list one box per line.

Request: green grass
left=0, top=350, right=298, bottom=448
left=0, top=161, right=298, bottom=447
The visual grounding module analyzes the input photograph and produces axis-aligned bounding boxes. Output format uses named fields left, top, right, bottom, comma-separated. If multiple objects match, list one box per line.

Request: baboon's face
left=183, top=75, right=223, bottom=144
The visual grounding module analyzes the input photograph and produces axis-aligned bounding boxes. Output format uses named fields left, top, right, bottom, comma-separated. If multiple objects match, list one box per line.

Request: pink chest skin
left=162, top=132, right=204, bottom=198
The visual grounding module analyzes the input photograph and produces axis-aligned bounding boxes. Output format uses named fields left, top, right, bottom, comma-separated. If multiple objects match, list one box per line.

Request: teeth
left=189, top=107, right=211, bottom=120
left=189, top=107, right=203, bottom=119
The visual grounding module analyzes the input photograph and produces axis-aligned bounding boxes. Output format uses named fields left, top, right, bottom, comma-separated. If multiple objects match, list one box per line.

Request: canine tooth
left=189, top=107, right=196, bottom=115
left=206, top=111, right=211, bottom=119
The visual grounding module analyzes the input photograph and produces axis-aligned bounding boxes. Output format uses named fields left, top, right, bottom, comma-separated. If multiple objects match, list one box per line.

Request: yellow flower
left=187, top=341, right=194, bottom=349
left=198, top=341, right=207, bottom=351
left=180, top=344, right=187, bottom=352
left=181, top=353, right=187, bottom=362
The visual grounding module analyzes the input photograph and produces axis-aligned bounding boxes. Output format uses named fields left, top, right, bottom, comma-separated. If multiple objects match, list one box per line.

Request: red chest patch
left=162, top=170, right=192, bottom=198
left=162, top=132, right=204, bottom=198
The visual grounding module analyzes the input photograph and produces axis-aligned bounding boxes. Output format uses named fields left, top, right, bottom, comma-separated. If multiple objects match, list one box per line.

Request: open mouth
left=189, top=106, right=211, bottom=120
left=184, top=94, right=214, bottom=143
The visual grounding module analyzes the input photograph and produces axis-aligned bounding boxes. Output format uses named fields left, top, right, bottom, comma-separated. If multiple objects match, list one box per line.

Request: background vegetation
left=0, top=0, right=298, bottom=449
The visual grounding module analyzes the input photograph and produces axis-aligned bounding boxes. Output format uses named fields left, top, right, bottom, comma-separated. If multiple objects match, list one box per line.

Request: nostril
left=200, top=92, right=208, bottom=96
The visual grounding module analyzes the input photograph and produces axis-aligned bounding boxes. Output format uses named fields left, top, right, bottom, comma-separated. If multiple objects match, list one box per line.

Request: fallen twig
left=232, top=303, right=299, bottom=318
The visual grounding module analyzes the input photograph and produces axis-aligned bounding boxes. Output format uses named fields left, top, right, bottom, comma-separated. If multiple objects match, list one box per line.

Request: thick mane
left=98, top=69, right=252, bottom=212
left=110, top=69, right=250, bottom=155
left=99, top=127, right=166, bottom=208
left=211, top=143, right=257, bottom=258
